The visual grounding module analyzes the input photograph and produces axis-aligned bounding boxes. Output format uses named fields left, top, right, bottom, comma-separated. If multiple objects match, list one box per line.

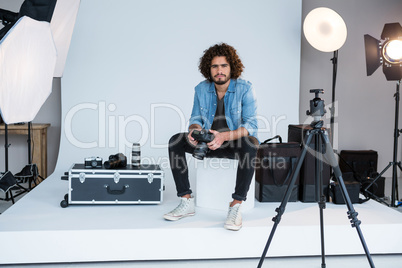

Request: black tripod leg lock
left=272, top=207, right=284, bottom=224
left=347, top=211, right=361, bottom=227
left=319, top=196, right=326, bottom=209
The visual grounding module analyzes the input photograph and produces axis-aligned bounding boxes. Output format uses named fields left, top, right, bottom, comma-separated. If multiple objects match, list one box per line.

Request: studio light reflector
left=364, top=35, right=382, bottom=76
left=364, top=22, right=402, bottom=81
left=303, top=7, right=347, bottom=52
left=50, top=0, right=80, bottom=77
left=383, top=40, right=402, bottom=63
left=0, top=16, right=57, bottom=124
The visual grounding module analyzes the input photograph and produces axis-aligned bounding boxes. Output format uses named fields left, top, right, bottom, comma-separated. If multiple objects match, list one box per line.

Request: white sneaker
left=163, top=196, right=195, bottom=221
left=224, top=202, right=242, bottom=231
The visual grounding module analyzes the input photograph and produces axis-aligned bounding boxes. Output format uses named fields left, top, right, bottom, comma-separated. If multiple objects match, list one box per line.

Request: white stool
left=195, top=158, right=255, bottom=211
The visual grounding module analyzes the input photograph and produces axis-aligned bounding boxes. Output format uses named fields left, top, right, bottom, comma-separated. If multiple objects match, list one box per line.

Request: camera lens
left=193, top=142, right=209, bottom=160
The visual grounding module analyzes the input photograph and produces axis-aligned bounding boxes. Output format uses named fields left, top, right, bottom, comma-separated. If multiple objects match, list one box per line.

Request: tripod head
left=306, top=89, right=326, bottom=127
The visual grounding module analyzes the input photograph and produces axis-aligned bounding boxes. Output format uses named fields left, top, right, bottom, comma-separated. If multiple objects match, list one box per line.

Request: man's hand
left=188, top=127, right=201, bottom=146
left=207, top=129, right=227, bottom=150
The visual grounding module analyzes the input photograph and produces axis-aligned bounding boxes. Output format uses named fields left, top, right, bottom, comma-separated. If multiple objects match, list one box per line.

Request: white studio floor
left=0, top=172, right=402, bottom=267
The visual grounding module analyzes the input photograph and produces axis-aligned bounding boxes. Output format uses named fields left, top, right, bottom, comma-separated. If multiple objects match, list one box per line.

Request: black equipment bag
left=255, top=135, right=301, bottom=202
left=339, top=150, right=378, bottom=179
left=363, top=174, right=385, bottom=198
left=288, top=124, right=331, bottom=202
left=330, top=181, right=361, bottom=204
left=338, top=150, right=384, bottom=198
left=0, top=171, right=17, bottom=192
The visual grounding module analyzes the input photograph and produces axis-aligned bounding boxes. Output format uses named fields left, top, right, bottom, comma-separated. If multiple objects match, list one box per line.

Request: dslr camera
left=85, top=156, right=103, bottom=168
left=104, top=153, right=127, bottom=169
left=191, top=129, right=215, bottom=160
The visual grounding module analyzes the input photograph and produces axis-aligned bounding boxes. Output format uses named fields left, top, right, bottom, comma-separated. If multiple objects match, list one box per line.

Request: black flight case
left=60, top=164, right=164, bottom=207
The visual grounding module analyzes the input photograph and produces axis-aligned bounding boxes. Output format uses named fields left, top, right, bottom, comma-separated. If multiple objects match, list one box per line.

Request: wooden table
left=0, top=123, right=50, bottom=178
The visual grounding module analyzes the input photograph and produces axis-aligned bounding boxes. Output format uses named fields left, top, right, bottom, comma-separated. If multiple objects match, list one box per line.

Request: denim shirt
left=189, top=78, right=258, bottom=140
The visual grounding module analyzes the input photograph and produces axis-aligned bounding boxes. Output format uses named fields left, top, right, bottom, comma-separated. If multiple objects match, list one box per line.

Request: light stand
left=364, top=80, right=401, bottom=207
left=24, top=122, right=43, bottom=189
left=1, top=123, right=16, bottom=203
left=330, top=50, right=338, bottom=146
left=364, top=22, right=402, bottom=207
left=303, top=7, right=347, bottom=148
left=10, top=122, right=44, bottom=190
left=0, top=123, right=30, bottom=204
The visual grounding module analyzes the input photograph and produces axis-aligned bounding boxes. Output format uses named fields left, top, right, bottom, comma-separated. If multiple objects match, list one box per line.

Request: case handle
left=262, top=135, right=282, bottom=144
left=104, top=184, right=129, bottom=195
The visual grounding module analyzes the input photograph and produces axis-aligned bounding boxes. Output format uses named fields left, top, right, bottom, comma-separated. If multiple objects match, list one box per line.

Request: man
left=164, top=43, right=259, bottom=231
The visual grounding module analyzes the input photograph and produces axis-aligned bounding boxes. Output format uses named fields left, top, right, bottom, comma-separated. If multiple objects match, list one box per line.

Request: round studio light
left=303, top=7, right=347, bottom=52
left=383, top=39, right=402, bottom=64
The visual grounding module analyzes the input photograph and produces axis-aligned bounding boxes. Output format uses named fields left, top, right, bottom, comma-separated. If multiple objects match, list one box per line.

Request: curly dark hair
left=198, top=43, right=244, bottom=82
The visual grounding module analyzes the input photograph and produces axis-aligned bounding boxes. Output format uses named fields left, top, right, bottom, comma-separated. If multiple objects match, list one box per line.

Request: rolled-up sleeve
left=240, top=85, right=258, bottom=138
left=189, top=90, right=203, bottom=127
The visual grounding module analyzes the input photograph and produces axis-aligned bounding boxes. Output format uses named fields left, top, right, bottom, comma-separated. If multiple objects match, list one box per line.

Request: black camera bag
left=0, top=171, right=17, bottom=192
left=338, top=150, right=384, bottom=198
left=288, top=124, right=331, bottom=202
left=255, top=135, right=301, bottom=202
left=339, top=150, right=378, bottom=179
left=330, top=180, right=361, bottom=204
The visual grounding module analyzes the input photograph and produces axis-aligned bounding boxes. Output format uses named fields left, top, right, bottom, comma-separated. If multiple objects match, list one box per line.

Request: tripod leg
left=257, top=132, right=314, bottom=268
left=392, top=162, right=398, bottom=207
left=7, top=191, right=15, bottom=204
left=397, top=162, right=402, bottom=171
left=396, top=162, right=402, bottom=203
left=321, top=131, right=375, bottom=268
left=315, top=133, right=326, bottom=268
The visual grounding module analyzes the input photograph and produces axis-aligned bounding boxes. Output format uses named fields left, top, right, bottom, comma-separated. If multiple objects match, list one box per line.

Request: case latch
left=114, top=172, right=120, bottom=184
left=147, top=173, right=154, bottom=184
left=79, top=173, right=86, bottom=183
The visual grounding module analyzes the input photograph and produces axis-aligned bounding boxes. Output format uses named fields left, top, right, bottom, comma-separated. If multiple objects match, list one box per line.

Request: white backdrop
left=57, top=0, right=302, bottom=189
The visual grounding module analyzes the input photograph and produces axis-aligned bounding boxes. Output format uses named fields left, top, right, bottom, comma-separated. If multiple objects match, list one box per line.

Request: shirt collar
left=208, top=79, right=236, bottom=93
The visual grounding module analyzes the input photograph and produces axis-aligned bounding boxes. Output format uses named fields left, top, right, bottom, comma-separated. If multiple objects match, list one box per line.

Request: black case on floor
left=364, top=176, right=385, bottom=198
left=338, top=150, right=384, bottom=198
left=339, top=150, right=378, bottom=179
left=330, top=181, right=361, bottom=204
left=288, top=124, right=331, bottom=202
left=255, top=136, right=301, bottom=202
left=61, top=164, right=164, bottom=207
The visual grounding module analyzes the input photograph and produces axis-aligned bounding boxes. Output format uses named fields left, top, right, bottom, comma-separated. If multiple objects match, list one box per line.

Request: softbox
left=0, top=15, right=57, bottom=124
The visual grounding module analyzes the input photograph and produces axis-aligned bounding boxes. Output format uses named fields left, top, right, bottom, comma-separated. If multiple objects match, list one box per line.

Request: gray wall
left=300, top=0, right=402, bottom=176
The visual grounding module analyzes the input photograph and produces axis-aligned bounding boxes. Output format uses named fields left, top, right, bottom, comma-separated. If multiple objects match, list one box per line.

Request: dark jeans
left=168, top=132, right=259, bottom=201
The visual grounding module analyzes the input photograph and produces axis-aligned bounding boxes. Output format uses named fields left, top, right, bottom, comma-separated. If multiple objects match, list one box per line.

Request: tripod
left=258, top=90, right=374, bottom=268
left=363, top=80, right=401, bottom=208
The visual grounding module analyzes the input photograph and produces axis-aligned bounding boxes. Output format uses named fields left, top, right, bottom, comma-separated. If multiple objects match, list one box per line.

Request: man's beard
left=213, top=75, right=230, bottom=85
